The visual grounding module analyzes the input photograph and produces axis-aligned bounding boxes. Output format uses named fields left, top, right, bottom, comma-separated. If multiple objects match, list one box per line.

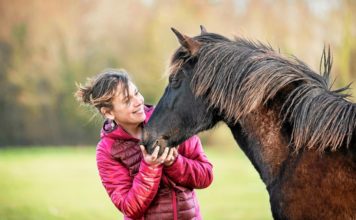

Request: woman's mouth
left=133, top=107, right=144, bottom=114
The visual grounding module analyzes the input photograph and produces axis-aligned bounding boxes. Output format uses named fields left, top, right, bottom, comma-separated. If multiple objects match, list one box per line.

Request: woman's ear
left=100, top=107, right=114, bottom=120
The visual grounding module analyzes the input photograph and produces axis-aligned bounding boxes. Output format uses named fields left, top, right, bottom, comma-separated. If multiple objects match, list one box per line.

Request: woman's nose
left=133, top=94, right=144, bottom=106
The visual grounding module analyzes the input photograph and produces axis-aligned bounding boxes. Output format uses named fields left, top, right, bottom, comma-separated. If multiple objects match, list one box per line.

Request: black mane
left=172, top=33, right=356, bottom=151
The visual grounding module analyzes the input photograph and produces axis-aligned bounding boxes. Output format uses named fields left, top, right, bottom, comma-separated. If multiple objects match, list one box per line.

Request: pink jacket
left=96, top=105, right=213, bottom=220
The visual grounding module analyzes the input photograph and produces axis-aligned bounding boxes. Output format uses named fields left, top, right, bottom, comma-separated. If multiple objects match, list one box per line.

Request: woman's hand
left=163, top=148, right=178, bottom=167
left=140, top=145, right=173, bottom=167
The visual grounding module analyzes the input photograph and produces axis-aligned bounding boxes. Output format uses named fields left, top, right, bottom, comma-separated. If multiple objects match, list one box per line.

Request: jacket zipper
left=172, top=190, right=178, bottom=220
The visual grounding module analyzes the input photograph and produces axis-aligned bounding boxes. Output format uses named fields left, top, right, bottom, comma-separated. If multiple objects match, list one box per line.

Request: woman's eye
left=123, top=97, right=131, bottom=105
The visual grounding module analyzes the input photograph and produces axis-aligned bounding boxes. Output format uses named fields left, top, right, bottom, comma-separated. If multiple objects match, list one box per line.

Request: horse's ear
left=171, top=27, right=201, bottom=55
left=200, top=25, right=207, bottom=34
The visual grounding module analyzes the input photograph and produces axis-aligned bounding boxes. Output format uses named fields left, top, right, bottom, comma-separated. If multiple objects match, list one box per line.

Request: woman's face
left=110, top=81, right=145, bottom=127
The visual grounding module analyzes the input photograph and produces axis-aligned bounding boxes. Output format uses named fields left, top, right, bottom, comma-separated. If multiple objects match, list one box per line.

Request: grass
left=0, top=146, right=272, bottom=220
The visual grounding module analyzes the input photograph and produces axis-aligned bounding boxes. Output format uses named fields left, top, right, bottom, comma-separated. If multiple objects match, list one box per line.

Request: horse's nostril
left=162, top=135, right=170, bottom=140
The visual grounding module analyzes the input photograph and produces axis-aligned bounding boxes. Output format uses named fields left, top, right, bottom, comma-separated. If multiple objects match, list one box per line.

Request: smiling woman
left=74, top=69, right=213, bottom=220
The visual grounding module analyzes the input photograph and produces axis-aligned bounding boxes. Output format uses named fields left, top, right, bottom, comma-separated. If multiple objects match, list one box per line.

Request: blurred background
left=0, top=0, right=355, bottom=219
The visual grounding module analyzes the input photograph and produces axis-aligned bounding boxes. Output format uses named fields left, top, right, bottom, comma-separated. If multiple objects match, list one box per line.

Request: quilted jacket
left=96, top=105, right=213, bottom=220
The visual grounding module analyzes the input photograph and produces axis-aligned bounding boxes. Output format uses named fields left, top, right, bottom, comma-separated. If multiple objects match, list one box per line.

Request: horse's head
left=143, top=26, right=228, bottom=154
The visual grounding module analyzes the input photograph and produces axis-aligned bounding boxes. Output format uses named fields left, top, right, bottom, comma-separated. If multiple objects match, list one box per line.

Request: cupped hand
left=163, top=147, right=179, bottom=167
left=140, top=145, right=169, bottom=167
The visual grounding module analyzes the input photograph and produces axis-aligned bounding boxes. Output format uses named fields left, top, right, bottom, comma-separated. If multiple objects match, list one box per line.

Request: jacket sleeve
left=96, top=140, right=162, bottom=219
left=164, top=135, right=213, bottom=189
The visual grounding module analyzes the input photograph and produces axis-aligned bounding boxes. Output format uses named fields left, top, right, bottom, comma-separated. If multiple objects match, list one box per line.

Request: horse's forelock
left=167, top=59, right=184, bottom=78
left=168, top=32, right=231, bottom=77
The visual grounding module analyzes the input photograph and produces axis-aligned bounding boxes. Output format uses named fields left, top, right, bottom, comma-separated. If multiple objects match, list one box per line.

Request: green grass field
left=0, top=146, right=272, bottom=220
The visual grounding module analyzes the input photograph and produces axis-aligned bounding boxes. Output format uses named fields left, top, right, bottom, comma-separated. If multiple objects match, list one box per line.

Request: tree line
left=0, top=0, right=354, bottom=146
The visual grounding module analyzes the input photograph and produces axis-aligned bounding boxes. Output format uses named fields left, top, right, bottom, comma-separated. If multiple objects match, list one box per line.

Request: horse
left=142, top=26, right=356, bottom=220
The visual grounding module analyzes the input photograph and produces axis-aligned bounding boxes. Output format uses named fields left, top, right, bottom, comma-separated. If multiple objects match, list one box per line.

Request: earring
left=104, top=118, right=117, bottom=132
left=110, top=119, right=117, bottom=130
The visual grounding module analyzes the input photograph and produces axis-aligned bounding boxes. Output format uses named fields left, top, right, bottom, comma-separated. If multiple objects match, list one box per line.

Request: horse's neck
left=227, top=105, right=291, bottom=186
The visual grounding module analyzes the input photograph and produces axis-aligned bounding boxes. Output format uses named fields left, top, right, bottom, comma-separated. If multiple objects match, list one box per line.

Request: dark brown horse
left=142, top=26, right=356, bottom=219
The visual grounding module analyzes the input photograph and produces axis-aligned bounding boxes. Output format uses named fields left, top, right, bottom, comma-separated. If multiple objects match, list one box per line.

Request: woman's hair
left=75, top=69, right=130, bottom=112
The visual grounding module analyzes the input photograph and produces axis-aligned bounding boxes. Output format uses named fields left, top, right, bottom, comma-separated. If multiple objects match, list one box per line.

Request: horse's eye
left=170, top=79, right=181, bottom=88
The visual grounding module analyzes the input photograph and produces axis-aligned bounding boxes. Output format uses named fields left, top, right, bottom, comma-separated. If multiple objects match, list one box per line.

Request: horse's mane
left=185, top=34, right=355, bottom=152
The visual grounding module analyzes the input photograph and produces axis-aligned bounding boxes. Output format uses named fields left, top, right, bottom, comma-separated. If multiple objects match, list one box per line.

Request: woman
left=75, top=69, right=213, bottom=220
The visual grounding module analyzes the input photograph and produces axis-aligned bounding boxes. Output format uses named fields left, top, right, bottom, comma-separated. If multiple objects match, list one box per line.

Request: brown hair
left=75, top=69, right=130, bottom=112
left=173, top=33, right=354, bottom=152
